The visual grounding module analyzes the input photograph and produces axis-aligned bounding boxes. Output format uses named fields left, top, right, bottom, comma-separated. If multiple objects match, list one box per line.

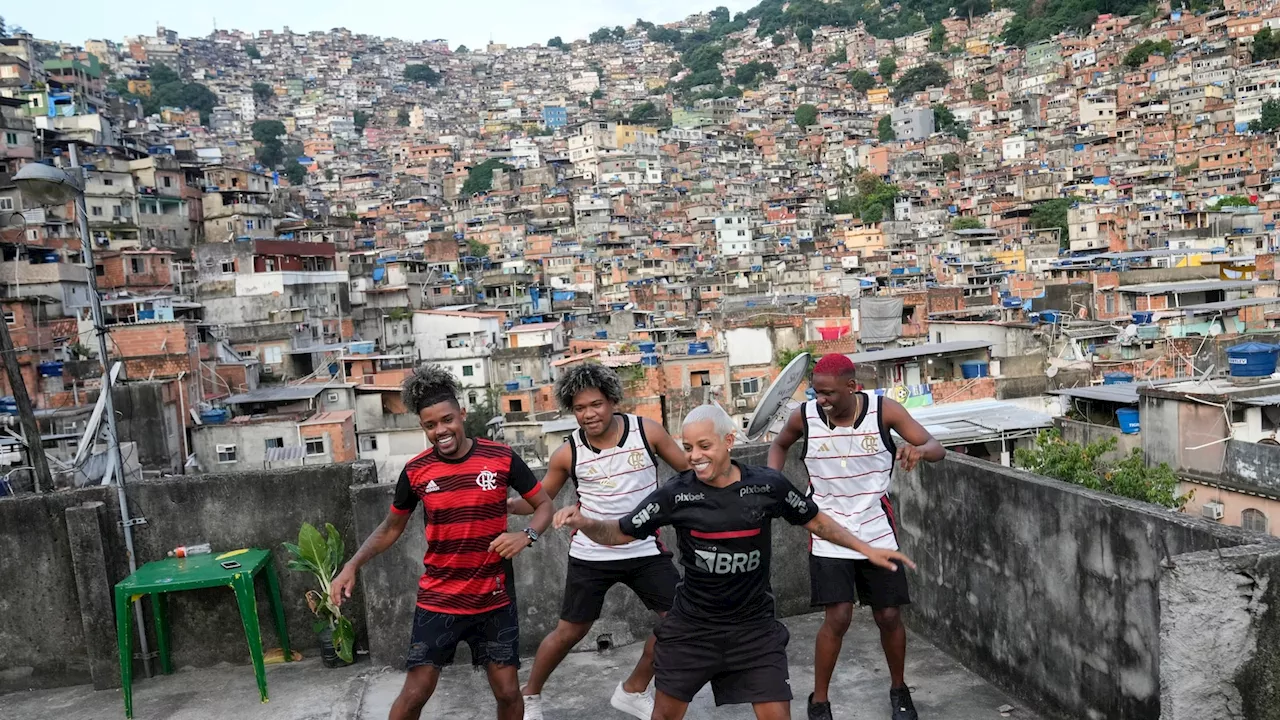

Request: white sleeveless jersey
left=569, top=414, right=663, bottom=561
left=801, top=397, right=898, bottom=560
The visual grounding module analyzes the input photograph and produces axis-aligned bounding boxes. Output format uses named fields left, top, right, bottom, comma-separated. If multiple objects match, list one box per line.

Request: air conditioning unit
left=1201, top=501, right=1225, bottom=521
left=261, top=366, right=274, bottom=375
left=735, top=397, right=748, bottom=408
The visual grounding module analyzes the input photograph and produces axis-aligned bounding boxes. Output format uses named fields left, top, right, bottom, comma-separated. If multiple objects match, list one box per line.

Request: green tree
left=251, top=119, right=286, bottom=144
left=849, top=69, right=875, bottom=93
left=827, top=172, right=899, bottom=224
left=1123, top=38, right=1172, bottom=68
left=928, top=23, right=946, bottom=52
left=952, top=217, right=985, bottom=229
left=772, top=32, right=788, bottom=47
left=589, top=27, right=614, bottom=44
left=878, top=56, right=897, bottom=82
left=150, top=62, right=180, bottom=86
left=877, top=114, right=895, bottom=141
left=396, top=107, right=410, bottom=126
left=970, top=82, right=988, bottom=100
left=590, top=88, right=604, bottom=100
left=462, top=388, right=498, bottom=439
left=252, top=82, right=273, bottom=102
left=404, top=64, right=441, bottom=85
left=941, top=152, right=961, bottom=172
left=547, top=36, right=565, bottom=49
left=796, top=25, right=814, bottom=51
left=1030, top=197, right=1077, bottom=250
left=460, top=158, right=513, bottom=196
left=1254, top=27, right=1280, bottom=62
left=284, top=162, right=307, bottom=186
left=256, top=142, right=283, bottom=168
left=245, top=44, right=261, bottom=60
left=734, top=60, right=777, bottom=87
left=1209, top=195, right=1256, bottom=210
left=353, top=110, right=369, bottom=132
left=629, top=101, right=661, bottom=123
left=775, top=346, right=816, bottom=372
left=324, top=168, right=335, bottom=181
left=456, top=45, right=469, bottom=53
left=467, top=238, right=490, bottom=258
left=1015, top=430, right=1188, bottom=509
left=613, top=26, right=626, bottom=40
left=1249, top=99, right=1280, bottom=132
left=892, top=62, right=949, bottom=101
left=795, top=103, right=819, bottom=127
left=827, top=47, right=848, bottom=65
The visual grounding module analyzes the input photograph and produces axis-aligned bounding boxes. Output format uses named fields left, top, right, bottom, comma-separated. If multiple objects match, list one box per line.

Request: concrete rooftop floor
left=0, top=611, right=1040, bottom=720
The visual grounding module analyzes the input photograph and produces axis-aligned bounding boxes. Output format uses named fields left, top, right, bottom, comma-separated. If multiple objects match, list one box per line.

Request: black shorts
left=405, top=602, right=520, bottom=670
left=653, top=614, right=792, bottom=706
left=560, top=554, right=680, bottom=623
left=809, top=554, right=912, bottom=610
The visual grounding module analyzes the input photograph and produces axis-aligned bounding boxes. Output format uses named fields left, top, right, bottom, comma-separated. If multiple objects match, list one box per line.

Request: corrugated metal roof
left=266, top=446, right=307, bottom=461
left=1049, top=383, right=1141, bottom=404
left=905, top=400, right=1053, bottom=445
left=845, top=340, right=992, bottom=365
left=223, top=385, right=332, bottom=405
left=1117, top=280, right=1273, bottom=295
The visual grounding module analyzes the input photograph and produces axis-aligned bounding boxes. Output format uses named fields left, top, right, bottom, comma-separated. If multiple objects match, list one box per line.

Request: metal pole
left=70, top=145, right=153, bottom=678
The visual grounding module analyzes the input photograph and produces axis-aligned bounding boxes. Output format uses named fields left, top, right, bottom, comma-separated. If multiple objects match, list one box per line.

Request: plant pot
left=318, top=626, right=354, bottom=668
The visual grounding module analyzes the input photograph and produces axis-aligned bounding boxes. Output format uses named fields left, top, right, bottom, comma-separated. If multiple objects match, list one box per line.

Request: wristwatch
left=523, top=527, right=540, bottom=544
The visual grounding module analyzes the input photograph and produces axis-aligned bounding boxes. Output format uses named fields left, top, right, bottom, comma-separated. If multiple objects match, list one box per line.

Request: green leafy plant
left=283, top=523, right=354, bottom=664
left=1014, top=429, right=1190, bottom=509
left=776, top=346, right=816, bottom=372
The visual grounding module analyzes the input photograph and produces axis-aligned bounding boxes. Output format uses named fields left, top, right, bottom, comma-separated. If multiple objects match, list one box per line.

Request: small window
left=469, top=391, right=479, bottom=405
left=739, top=377, right=761, bottom=395
left=509, top=398, right=524, bottom=412
left=326, top=391, right=339, bottom=403
left=103, top=178, right=114, bottom=186
left=219, top=259, right=235, bottom=274
left=3, top=311, right=14, bottom=325
left=245, top=219, right=254, bottom=231
left=462, top=365, right=474, bottom=377
left=112, top=206, right=122, bottom=218
left=91, top=206, right=103, bottom=216
left=95, top=264, right=105, bottom=276
left=1242, top=508, right=1269, bottom=534
left=264, top=437, right=284, bottom=450
left=216, top=444, right=238, bottom=463
left=129, top=257, right=145, bottom=274
left=305, top=437, right=326, bottom=456
left=0, top=197, right=12, bottom=211
left=359, top=435, right=379, bottom=452
left=162, top=176, right=172, bottom=188
left=4, top=132, right=16, bottom=145
left=263, top=346, right=283, bottom=364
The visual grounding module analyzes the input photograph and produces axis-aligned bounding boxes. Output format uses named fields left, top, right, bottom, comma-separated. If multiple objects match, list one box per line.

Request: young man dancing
left=330, top=365, right=554, bottom=720
left=509, top=363, right=688, bottom=720
left=768, top=354, right=945, bottom=720
left=556, top=404, right=914, bottom=720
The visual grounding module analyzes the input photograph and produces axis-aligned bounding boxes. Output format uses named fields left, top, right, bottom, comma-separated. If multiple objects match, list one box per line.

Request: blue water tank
left=960, top=361, right=989, bottom=379
left=1227, top=342, right=1280, bottom=377
left=199, top=408, right=230, bottom=425
left=1040, top=310, right=1061, bottom=324
left=38, top=361, right=64, bottom=377
left=1104, top=372, right=1134, bottom=385
left=637, top=341, right=657, bottom=354
left=504, top=381, right=520, bottom=391
left=1131, top=311, right=1154, bottom=325
left=640, top=353, right=660, bottom=367
left=595, top=330, right=608, bottom=339
left=1116, top=408, right=1140, bottom=434
left=1002, top=297, right=1022, bottom=308
left=688, top=342, right=710, bottom=355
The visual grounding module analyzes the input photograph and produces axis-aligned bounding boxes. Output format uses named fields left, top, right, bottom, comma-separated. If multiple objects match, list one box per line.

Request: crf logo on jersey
left=861, top=436, right=880, bottom=453
left=627, top=450, right=647, bottom=468
left=631, top=502, right=660, bottom=527
left=475, top=469, right=498, bottom=491
left=693, top=549, right=761, bottom=574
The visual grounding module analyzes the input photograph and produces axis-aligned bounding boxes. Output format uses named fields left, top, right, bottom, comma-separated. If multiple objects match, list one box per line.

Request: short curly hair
left=555, top=363, right=624, bottom=411
left=401, top=364, right=461, bottom=414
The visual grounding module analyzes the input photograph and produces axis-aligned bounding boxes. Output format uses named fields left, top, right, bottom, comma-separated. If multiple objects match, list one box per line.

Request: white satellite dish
left=745, top=352, right=811, bottom=441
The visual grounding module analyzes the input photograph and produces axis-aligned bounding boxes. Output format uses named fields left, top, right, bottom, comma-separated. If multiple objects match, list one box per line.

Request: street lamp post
left=14, top=148, right=153, bottom=677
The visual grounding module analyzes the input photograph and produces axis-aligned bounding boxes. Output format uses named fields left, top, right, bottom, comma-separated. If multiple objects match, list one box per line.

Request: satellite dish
left=745, top=352, right=810, bottom=441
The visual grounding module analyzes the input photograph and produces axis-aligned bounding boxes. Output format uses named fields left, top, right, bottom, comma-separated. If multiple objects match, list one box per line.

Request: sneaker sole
left=609, top=696, right=651, bottom=720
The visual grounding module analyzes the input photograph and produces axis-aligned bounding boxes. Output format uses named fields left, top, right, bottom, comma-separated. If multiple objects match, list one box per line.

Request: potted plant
left=283, top=522, right=355, bottom=667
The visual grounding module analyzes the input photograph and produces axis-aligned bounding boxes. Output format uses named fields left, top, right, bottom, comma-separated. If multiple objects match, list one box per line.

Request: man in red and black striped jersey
left=331, top=366, right=554, bottom=720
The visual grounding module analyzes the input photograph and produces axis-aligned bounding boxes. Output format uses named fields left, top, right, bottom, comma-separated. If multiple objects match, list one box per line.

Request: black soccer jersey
left=619, top=461, right=819, bottom=625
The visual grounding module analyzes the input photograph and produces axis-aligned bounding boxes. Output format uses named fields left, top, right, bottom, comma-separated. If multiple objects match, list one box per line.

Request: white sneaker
left=609, top=682, right=654, bottom=720
left=523, top=693, right=544, bottom=720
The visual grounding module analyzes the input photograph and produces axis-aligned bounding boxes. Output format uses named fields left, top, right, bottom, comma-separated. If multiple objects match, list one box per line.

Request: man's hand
left=554, top=505, right=587, bottom=530
left=330, top=566, right=356, bottom=607
left=896, top=443, right=926, bottom=472
left=489, top=531, right=532, bottom=559
left=865, top=548, right=916, bottom=573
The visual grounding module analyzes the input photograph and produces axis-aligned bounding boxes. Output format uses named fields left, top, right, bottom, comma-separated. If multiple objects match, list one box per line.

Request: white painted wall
left=726, top=327, right=773, bottom=367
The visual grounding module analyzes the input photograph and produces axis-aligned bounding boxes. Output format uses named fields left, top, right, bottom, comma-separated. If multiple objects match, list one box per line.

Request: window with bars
left=1242, top=508, right=1269, bottom=534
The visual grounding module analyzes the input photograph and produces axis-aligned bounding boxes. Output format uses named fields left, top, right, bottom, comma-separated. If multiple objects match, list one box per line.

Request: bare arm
left=490, top=486, right=556, bottom=558
left=553, top=506, right=637, bottom=546
left=767, top=408, right=806, bottom=471
left=508, top=444, right=573, bottom=515
left=331, top=509, right=411, bottom=605
left=643, top=417, right=690, bottom=472
left=881, top=398, right=946, bottom=471
left=804, top=511, right=916, bottom=572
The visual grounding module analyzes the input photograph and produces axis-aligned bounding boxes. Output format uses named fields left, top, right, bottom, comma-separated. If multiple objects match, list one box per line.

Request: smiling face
left=419, top=399, right=468, bottom=457
left=571, top=387, right=617, bottom=439
left=681, top=418, right=735, bottom=483
left=811, top=372, right=858, bottom=417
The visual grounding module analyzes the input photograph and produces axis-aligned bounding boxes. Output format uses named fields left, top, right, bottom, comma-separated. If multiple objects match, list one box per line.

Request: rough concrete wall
left=1160, top=544, right=1280, bottom=720
left=0, top=486, right=113, bottom=691
left=1141, top=394, right=1180, bottom=468
left=1057, top=417, right=1142, bottom=463
left=112, top=382, right=181, bottom=473
left=896, top=453, right=1266, bottom=720
left=1224, top=440, right=1280, bottom=496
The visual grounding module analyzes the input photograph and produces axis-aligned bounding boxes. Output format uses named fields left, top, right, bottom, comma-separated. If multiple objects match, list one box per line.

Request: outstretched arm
left=554, top=506, right=636, bottom=546
left=767, top=408, right=806, bottom=471
left=804, top=511, right=916, bottom=573
left=882, top=398, right=945, bottom=471
left=509, top=444, right=572, bottom=515
left=643, top=417, right=690, bottom=472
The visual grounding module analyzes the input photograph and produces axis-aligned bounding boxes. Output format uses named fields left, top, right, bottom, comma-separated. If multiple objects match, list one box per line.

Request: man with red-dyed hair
left=768, top=353, right=945, bottom=720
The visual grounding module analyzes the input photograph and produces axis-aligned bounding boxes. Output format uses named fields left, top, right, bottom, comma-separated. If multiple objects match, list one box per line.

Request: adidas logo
left=424, top=479, right=441, bottom=493
left=818, top=443, right=830, bottom=452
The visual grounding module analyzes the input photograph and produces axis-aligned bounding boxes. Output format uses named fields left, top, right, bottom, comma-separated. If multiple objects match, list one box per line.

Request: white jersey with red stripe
left=569, top=413, right=663, bottom=561
left=801, top=397, right=898, bottom=560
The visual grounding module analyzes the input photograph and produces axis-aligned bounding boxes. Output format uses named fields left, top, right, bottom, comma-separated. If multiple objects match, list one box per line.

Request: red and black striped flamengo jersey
left=392, top=438, right=542, bottom=615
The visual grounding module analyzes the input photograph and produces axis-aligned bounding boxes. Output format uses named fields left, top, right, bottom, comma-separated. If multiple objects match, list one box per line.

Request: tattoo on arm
left=579, top=518, right=632, bottom=546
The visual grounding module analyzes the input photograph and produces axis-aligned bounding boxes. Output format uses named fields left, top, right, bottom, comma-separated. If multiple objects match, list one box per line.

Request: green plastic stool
left=113, top=548, right=291, bottom=718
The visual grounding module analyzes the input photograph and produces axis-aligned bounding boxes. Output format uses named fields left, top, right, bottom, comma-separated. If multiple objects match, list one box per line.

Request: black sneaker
left=807, top=693, right=834, bottom=720
left=890, top=686, right=918, bottom=720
